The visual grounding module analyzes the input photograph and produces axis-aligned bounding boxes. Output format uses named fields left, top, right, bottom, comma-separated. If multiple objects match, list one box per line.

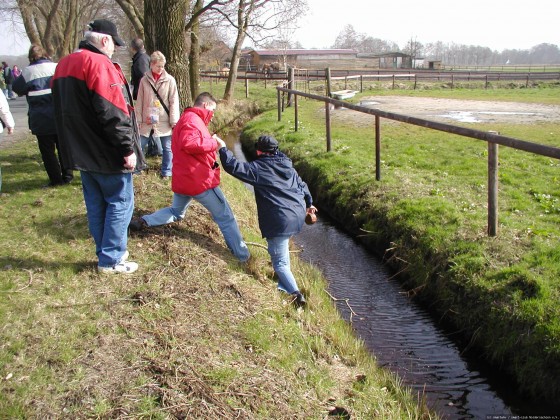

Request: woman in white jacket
left=135, top=51, right=180, bottom=178
left=0, top=90, right=15, bottom=192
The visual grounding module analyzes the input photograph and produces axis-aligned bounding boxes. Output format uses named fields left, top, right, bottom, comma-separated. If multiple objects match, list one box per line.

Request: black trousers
left=36, top=134, right=73, bottom=186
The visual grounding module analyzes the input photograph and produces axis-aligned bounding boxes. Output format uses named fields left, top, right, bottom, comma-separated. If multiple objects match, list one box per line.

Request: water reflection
left=295, top=219, right=510, bottom=418
left=225, top=133, right=557, bottom=418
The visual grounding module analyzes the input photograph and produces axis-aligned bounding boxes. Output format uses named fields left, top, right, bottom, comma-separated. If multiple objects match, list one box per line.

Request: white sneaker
left=98, top=261, right=139, bottom=274
left=119, top=251, right=129, bottom=264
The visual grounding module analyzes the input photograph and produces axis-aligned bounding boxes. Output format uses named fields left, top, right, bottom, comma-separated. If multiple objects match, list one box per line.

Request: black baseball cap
left=88, top=19, right=125, bottom=47
left=255, top=135, right=279, bottom=153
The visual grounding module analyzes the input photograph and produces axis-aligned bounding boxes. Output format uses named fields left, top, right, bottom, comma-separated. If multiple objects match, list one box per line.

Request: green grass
left=0, top=124, right=433, bottom=417
left=241, top=84, right=560, bottom=402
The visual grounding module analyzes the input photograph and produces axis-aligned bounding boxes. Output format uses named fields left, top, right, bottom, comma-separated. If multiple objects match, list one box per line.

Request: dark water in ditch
left=225, top=134, right=556, bottom=419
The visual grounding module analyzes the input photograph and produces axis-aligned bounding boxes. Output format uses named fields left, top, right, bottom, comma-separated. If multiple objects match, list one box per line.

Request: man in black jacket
left=130, top=38, right=150, bottom=101
left=52, top=19, right=146, bottom=274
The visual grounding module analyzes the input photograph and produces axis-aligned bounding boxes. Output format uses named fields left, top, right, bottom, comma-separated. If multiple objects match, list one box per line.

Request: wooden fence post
left=277, top=89, right=282, bottom=122
left=325, top=101, right=332, bottom=152
left=245, top=78, right=249, bottom=98
left=488, top=131, right=499, bottom=236
left=375, top=115, right=381, bottom=181
left=326, top=67, right=332, bottom=97
left=294, top=94, right=298, bottom=132
left=287, top=67, right=294, bottom=106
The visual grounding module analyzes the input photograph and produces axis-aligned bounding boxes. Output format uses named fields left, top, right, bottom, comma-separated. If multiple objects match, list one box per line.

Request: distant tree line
left=333, top=24, right=560, bottom=65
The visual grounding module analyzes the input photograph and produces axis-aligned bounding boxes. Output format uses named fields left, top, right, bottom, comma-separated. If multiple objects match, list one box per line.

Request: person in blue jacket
left=217, top=134, right=317, bottom=306
left=13, top=45, right=73, bottom=187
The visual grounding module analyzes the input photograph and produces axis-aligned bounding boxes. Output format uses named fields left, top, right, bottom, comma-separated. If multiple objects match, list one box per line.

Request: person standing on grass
left=129, top=92, right=251, bottom=263
left=0, top=90, right=15, bottom=193
left=2, top=62, right=15, bottom=99
left=52, top=19, right=146, bottom=275
left=135, top=50, right=180, bottom=178
left=217, top=135, right=317, bottom=307
left=13, top=45, right=74, bottom=187
left=129, top=38, right=150, bottom=101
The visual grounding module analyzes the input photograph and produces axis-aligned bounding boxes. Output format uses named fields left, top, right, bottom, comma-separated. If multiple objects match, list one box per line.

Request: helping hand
left=213, top=134, right=226, bottom=149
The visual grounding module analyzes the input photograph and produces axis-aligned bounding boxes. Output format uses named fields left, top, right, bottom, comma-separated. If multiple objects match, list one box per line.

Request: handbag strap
left=148, top=82, right=170, bottom=116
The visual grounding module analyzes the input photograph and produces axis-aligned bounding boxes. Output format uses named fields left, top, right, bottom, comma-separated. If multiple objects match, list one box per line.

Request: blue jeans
left=142, top=187, right=250, bottom=262
left=80, top=171, right=134, bottom=268
left=141, top=134, right=172, bottom=176
left=267, top=236, right=299, bottom=294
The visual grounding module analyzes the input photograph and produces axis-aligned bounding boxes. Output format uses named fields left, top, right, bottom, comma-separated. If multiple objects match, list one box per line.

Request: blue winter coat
left=219, top=148, right=313, bottom=239
left=12, top=58, right=58, bottom=136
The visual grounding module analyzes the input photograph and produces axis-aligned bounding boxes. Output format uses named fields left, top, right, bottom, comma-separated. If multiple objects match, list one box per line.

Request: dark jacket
left=131, top=50, right=150, bottom=101
left=219, top=148, right=313, bottom=238
left=13, top=58, right=58, bottom=136
left=52, top=41, right=146, bottom=174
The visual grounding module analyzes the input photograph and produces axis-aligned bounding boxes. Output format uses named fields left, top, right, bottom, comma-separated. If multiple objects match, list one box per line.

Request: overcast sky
left=1, top=0, right=559, bottom=56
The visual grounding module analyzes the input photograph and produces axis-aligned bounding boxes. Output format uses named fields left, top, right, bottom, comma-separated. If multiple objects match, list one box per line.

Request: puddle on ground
left=433, top=111, right=542, bottom=123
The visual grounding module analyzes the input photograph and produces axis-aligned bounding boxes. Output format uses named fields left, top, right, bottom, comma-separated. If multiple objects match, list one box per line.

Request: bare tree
left=6, top=0, right=106, bottom=60
left=113, top=0, right=144, bottom=37
left=212, top=0, right=307, bottom=102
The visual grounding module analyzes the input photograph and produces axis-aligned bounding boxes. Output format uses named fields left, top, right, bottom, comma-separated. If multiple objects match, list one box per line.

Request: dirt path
left=0, top=96, right=30, bottom=149
left=334, top=96, right=560, bottom=125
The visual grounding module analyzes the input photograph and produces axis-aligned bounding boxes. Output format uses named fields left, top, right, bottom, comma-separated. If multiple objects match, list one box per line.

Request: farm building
left=243, top=49, right=415, bottom=70
left=245, top=49, right=358, bottom=70
left=356, top=52, right=414, bottom=69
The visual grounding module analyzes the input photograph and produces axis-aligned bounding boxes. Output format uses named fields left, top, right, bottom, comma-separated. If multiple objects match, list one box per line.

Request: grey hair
left=84, top=31, right=108, bottom=48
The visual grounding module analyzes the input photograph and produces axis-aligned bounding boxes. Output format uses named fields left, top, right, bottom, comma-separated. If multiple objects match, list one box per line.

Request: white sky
left=292, top=0, right=560, bottom=51
left=1, top=0, right=559, bottom=56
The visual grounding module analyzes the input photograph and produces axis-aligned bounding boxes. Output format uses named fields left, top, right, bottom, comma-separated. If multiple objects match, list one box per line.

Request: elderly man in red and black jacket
left=52, top=19, right=146, bottom=275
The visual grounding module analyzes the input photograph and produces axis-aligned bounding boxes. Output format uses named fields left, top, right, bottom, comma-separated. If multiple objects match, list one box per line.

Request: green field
left=241, top=84, right=560, bottom=403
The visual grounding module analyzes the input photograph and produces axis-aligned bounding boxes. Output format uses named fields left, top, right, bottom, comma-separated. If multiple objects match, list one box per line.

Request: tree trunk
left=188, top=0, right=203, bottom=98
left=223, top=0, right=250, bottom=102
left=144, top=0, right=192, bottom=108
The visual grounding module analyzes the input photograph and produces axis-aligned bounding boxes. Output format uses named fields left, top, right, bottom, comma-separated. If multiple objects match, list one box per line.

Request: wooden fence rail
left=276, top=86, right=560, bottom=237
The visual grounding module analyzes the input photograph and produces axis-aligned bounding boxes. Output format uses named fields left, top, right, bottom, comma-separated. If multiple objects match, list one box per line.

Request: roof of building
left=248, top=49, right=357, bottom=56
left=357, top=52, right=412, bottom=58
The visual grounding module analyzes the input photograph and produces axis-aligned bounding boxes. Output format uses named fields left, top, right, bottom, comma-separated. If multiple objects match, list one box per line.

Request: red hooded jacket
left=171, top=106, right=220, bottom=196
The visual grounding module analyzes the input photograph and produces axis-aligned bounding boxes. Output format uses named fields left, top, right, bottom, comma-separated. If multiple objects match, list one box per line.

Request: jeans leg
left=142, top=193, right=191, bottom=226
left=195, top=187, right=250, bottom=262
left=160, top=135, right=172, bottom=176
left=37, top=134, right=64, bottom=185
left=153, top=135, right=163, bottom=156
left=267, top=236, right=299, bottom=294
left=80, top=171, right=106, bottom=260
left=140, top=135, right=150, bottom=155
left=82, top=171, right=134, bottom=267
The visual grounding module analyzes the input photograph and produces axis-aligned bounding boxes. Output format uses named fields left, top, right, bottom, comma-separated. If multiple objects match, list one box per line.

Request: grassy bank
left=0, top=126, right=432, bottom=416
left=241, top=86, right=560, bottom=403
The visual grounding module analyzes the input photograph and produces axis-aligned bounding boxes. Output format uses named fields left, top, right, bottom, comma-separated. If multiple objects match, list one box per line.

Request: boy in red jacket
left=130, top=92, right=250, bottom=262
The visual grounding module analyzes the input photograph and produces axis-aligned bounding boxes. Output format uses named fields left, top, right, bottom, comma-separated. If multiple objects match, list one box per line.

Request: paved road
left=1, top=96, right=30, bottom=149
